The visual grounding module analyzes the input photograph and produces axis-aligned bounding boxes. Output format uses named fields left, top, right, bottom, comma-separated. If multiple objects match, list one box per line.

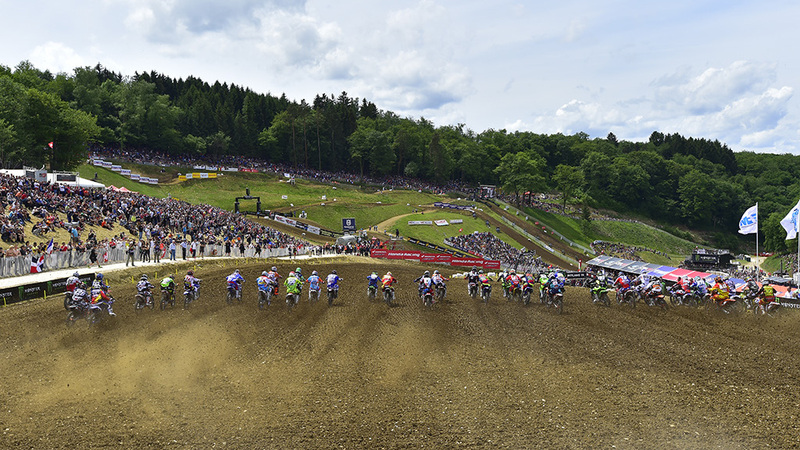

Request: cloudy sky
left=2, top=0, right=798, bottom=153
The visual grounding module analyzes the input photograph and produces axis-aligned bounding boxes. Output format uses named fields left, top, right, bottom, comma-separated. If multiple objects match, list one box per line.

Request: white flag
left=738, top=204, right=758, bottom=235
left=780, top=199, right=800, bottom=240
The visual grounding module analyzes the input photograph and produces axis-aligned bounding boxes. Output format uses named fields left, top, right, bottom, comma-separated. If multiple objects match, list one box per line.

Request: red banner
left=451, top=257, right=484, bottom=267
left=435, top=254, right=453, bottom=264
left=420, top=253, right=438, bottom=263
left=482, top=260, right=501, bottom=270
left=370, top=249, right=388, bottom=258
left=387, top=250, right=421, bottom=260
left=239, top=168, right=259, bottom=173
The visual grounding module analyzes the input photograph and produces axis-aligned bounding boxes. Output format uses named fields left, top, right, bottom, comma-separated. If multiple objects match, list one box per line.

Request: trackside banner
left=483, top=260, right=501, bottom=270
left=451, top=257, right=484, bottom=267
left=370, top=249, right=388, bottom=258
left=387, top=251, right=421, bottom=260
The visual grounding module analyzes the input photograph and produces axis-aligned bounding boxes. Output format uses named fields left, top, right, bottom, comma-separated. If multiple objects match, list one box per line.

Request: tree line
left=2, top=61, right=800, bottom=252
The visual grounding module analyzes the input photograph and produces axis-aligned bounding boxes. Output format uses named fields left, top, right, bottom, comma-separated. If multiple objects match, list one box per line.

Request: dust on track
left=1, top=258, right=799, bottom=449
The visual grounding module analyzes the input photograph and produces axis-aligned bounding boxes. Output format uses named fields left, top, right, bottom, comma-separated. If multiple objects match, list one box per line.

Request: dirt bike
left=522, top=284, right=533, bottom=305
left=712, top=296, right=741, bottom=315
left=647, top=292, right=669, bottom=310
left=134, top=291, right=154, bottom=310
left=286, top=292, right=300, bottom=309
left=161, top=289, right=175, bottom=310
left=538, top=282, right=548, bottom=305
left=422, top=286, right=435, bottom=309
left=617, top=288, right=637, bottom=308
left=367, top=285, right=378, bottom=300
left=468, top=282, right=478, bottom=299
left=383, top=286, right=395, bottom=305
left=686, top=291, right=710, bottom=308
left=66, top=301, right=90, bottom=327
left=549, top=290, right=564, bottom=314
left=435, top=283, right=447, bottom=302
left=258, top=288, right=273, bottom=309
left=327, top=287, right=339, bottom=306
left=508, top=283, right=522, bottom=302
left=591, top=284, right=611, bottom=307
left=87, top=298, right=114, bottom=326
left=183, top=287, right=197, bottom=309
left=63, top=291, right=73, bottom=310
left=755, top=300, right=781, bottom=318
left=481, top=284, right=492, bottom=303
left=309, top=288, right=320, bottom=303
left=226, top=285, right=242, bottom=304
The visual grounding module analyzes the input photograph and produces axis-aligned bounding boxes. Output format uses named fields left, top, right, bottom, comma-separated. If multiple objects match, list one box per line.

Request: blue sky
left=2, top=0, right=798, bottom=152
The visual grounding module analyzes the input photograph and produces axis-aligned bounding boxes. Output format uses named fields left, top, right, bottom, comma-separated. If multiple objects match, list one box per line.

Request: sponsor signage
left=22, top=282, right=47, bottom=301
left=50, top=277, right=69, bottom=294
left=111, top=165, right=122, bottom=172
left=450, top=219, right=463, bottom=224
left=120, top=169, right=131, bottom=176
left=130, top=174, right=140, bottom=181
left=451, top=257, right=484, bottom=267
left=0, top=286, right=20, bottom=306
left=92, top=159, right=104, bottom=166
left=387, top=250, right=421, bottom=260
left=307, top=225, right=321, bottom=235
left=565, top=271, right=591, bottom=280
left=56, top=173, right=77, bottom=182
left=435, top=254, right=453, bottom=264
left=370, top=249, right=388, bottom=258
left=483, top=260, right=501, bottom=270
left=434, top=220, right=449, bottom=226
left=342, top=218, right=356, bottom=232
left=102, top=161, right=112, bottom=168
left=420, top=253, right=438, bottom=263
left=408, top=221, right=433, bottom=225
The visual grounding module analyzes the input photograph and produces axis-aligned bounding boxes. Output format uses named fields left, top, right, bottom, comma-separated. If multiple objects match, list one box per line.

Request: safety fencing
left=1, top=245, right=297, bottom=279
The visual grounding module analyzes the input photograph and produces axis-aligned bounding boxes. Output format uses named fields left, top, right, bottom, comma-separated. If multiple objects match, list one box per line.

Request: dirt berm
left=1, top=258, right=798, bottom=448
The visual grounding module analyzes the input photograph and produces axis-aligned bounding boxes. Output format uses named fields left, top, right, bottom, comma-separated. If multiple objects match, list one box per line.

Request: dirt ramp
left=1, top=259, right=799, bottom=448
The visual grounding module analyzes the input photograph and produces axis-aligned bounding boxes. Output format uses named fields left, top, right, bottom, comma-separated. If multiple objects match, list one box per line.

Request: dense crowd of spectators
left=590, top=240, right=671, bottom=262
left=90, top=148, right=473, bottom=195
left=445, top=232, right=547, bottom=273
left=0, top=171, right=310, bottom=275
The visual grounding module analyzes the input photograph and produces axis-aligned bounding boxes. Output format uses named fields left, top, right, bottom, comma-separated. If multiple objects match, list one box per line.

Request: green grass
left=389, top=211, right=525, bottom=251
left=592, top=220, right=698, bottom=256
left=761, top=256, right=786, bottom=274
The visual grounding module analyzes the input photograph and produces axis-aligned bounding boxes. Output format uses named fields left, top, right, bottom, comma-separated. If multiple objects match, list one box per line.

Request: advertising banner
left=450, top=219, right=464, bottom=224
left=92, top=159, right=104, bottom=166
left=482, top=260, right=501, bottom=270
left=120, top=169, right=131, bottom=176
left=435, top=254, right=453, bottom=264
left=111, top=165, right=122, bottom=172
left=370, top=249, right=388, bottom=258
left=192, top=173, right=203, bottom=178
left=22, top=282, right=47, bottom=301
left=131, top=174, right=140, bottom=181
left=408, top=221, right=433, bottom=225
left=0, top=286, right=19, bottom=306
left=434, top=220, right=449, bottom=226
left=386, top=250, right=421, bottom=260
left=102, top=161, right=112, bottom=168
left=420, top=253, right=438, bottom=263
left=200, top=173, right=209, bottom=179
left=209, top=173, right=217, bottom=178
left=451, top=257, right=484, bottom=267
left=342, top=218, right=356, bottom=232
left=307, top=225, right=321, bottom=235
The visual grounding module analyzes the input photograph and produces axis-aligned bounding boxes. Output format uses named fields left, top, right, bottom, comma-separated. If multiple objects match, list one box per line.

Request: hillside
left=2, top=258, right=798, bottom=447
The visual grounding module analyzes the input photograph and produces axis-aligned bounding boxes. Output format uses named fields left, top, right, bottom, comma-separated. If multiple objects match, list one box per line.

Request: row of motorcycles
left=367, top=284, right=399, bottom=306
left=466, top=278, right=563, bottom=314
left=589, top=275, right=782, bottom=316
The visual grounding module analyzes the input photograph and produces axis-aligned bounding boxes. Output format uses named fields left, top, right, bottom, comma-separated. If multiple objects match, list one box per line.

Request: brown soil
left=1, top=258, right=799, bottom=449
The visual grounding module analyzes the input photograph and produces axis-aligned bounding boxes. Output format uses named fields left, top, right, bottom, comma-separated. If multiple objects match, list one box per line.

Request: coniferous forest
left=2, top=61, right=799, bottom=251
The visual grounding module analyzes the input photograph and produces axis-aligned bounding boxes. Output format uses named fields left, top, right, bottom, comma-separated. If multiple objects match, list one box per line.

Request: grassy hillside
left=389, top=211, right=525, bottom=250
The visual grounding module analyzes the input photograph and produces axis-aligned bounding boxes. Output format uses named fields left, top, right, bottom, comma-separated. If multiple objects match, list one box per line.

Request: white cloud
left=29, top=42, right=85, bottom=74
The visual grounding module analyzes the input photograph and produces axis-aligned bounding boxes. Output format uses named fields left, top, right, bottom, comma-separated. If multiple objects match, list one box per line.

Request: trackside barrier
left=370, top=249, right=499, bottom=270
left=1, top=273, right=96, bottom=307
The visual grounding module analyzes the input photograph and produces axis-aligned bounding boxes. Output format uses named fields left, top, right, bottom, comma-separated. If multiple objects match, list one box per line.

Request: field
left=2, top=258, right=799, bottom=448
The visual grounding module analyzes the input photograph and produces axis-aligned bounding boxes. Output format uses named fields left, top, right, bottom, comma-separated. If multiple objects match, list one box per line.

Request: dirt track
left=2, top=258, right=799, bottom=448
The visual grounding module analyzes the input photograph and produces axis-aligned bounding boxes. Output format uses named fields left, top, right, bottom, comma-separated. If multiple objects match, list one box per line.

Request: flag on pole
left=48, top=142, right=54, bottom=149
left=45, top=238, right=54, bottom=254
left=738, top=204, right=758, bottom=235
left=30, top=255, right=44, bottom=273
left=780, top=199, right=800, bottom=240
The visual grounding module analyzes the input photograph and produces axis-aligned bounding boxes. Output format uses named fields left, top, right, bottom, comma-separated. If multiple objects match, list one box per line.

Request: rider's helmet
left=262, top=271, right=268, bottom=276
left=386, top=271, right=392, bottom=277
left=510, top=269, right=516, bottom=274
left=372, top=271, right=377, bottom=276
left=433, top=270, right=439, bottom=275
left=73, top=271, right=80, bottom=277
left=296, top=267, right=301, bottom=274
left=187, top=270, right=193, bottom=276
left=312, top=270, right=318, bottom=276
left=96, top=273, right=104, bottom=281
left=141, top=275, right=148, bottom=281
left=234, top=269, right=240, bottom=274
left=332, top=269, right=337, bottom=275
left=641, top=269, right=648, bottom=275
left=424, top=270, right=430, bottom=277
left=472, top=266, right=478, bottom=272
left=271, top=266, right=277, bottom=272
left=289, top=271, right=295, bottom=277
left=478, top=270, right=483, bottom=274
left=715, top=276, right=722, bottom=283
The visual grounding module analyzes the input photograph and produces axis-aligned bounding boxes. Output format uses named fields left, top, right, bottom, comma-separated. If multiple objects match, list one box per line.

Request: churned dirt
left=1, top=258, right=799, bottom=449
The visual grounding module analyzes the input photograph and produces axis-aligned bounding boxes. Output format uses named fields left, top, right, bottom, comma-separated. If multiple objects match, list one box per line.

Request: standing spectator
left=181, top=239, right=188, bottom=260
left=126, top=240, right=136, bottom=267
left=169, top=239, right=177, bottom=261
